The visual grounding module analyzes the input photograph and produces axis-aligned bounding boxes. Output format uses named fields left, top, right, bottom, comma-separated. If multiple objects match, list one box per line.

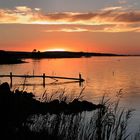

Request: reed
left=0, top=82, right=138, bottom=140
left=24, top=93, right=135, bottom=140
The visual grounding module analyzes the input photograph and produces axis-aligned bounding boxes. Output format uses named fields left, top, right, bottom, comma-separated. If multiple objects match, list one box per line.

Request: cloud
left=0, top=6, right=140, bottom=32
left=31, top=10, right=140, bottom=25
left=114, top=12, right=140, bottom=22
left=46, top=28, right=89, bottom=33
left=0, top=6, right=34, bottom=23
left=34, top=8, right=41, bottom=11
left=102, top=6, right=123, bottom=11
left=0, top=9, right=18, bottom=22
left=15, top=6, right=32, bottom=12
left=42, top=24, right=140, bottom=33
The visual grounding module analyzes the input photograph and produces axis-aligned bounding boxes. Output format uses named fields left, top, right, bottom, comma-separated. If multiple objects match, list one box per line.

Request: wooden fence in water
left=0, top=72, right=85, bottom=87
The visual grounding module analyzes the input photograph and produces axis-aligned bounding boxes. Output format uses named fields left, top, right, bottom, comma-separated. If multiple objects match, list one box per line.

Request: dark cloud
left=46, top=12, right=71, bottom=20
left=70, top=13, right=97, bottom=21
left=39, top=10, right=140, bottom=23
left=114, top=11, right=140, bottom=22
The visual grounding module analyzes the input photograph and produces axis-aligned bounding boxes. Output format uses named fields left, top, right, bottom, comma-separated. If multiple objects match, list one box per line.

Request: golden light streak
left=44, top=48, right=66, bottom=52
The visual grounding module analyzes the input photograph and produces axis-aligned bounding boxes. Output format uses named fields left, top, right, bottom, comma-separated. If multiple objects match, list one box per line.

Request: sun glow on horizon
left=44, top=48, right=66, bottom=52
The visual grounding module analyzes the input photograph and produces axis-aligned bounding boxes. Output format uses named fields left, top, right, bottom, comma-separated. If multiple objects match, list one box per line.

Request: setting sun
left=45, top=48, right=66, bottom=52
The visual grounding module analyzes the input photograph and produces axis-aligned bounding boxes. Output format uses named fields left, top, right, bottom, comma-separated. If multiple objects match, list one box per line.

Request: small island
left=0, top=50, right=25, bottom=64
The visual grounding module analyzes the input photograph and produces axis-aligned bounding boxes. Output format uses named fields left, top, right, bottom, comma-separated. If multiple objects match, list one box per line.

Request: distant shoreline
left=0, top=50, right=139, bottom=64
left=0, top=60, right=26, bottom=65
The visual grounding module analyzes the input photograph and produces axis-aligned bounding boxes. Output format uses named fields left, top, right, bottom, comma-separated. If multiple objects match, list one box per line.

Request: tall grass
left=23, top=92, right=135, bottom=140
left=0, top=81, right=137, bottom=140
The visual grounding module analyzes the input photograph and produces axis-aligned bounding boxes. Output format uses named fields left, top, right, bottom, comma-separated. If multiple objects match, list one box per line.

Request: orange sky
left=0, top=2, right=140, bottom=54
left=0, top=24, right=140, bottom=54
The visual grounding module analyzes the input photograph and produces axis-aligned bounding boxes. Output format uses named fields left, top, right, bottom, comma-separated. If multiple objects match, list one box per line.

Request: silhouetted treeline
left=0, top=50, right=125, bottom=62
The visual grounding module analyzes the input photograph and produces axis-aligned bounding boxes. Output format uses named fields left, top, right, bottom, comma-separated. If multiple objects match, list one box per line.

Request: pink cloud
left=0, top=6, right=140, bottom=32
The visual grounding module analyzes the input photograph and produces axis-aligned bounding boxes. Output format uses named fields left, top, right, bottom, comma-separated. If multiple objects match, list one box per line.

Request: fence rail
left=0, top=72, right=85, bottom=87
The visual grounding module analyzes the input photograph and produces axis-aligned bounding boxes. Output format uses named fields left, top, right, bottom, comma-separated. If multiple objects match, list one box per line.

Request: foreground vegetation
left=0, top=82, right=139, bottom=140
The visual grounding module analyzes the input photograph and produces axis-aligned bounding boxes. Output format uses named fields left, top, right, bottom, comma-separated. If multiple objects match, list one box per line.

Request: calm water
left=0, top=56, right=140, bottom=131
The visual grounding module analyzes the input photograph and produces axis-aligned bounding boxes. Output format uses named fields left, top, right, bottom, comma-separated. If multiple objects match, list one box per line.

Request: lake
left=0, top=56, right=140, bottom=132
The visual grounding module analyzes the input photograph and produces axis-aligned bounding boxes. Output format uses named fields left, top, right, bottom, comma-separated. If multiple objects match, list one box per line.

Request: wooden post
left=43, top=73, right=45, bottom=87
left=79, top=73, right=82, bottom=81
left=10, top=72, right=12, bottom=88
left=79, top=73, right=82, bottom=87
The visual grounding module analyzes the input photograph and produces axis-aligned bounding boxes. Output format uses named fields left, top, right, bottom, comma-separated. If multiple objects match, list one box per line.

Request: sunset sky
left=0, top=0, right=140, bottom=54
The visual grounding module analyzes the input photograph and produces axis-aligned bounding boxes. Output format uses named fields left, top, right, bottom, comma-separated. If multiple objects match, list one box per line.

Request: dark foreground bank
left=0, top=82, right=104, bottom=139
left=0, top=82, right=139, bottom=140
